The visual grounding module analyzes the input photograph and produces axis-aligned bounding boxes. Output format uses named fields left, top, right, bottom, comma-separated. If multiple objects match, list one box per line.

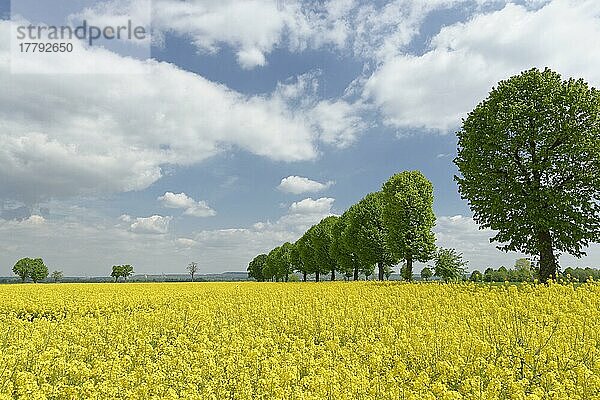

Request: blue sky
left=0, top=0, right=599, bottom=276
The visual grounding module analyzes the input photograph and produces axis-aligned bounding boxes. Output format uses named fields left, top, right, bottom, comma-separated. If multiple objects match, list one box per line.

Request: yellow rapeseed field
left=0, top=282, right=599, bottom=399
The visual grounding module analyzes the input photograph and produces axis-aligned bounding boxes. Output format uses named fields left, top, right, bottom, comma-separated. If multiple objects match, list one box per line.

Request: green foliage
left=111, top=264, right=134, bottom=282
left=247, top=254, right=267, bottom=282
left=330, top=212, right=358, bottom=280
left=481, top=259, right=540, bottom=282
left=264, top=243, right=295, bottom=282
left=561, top=266, right=599, bottom=283
left=13, top=258, right=47, bottom=283
left=420, top=267, right=433, bottom=281
left=288, top=243, right=306, bottom=280
left=297, top=218, right=338, bottom=282
left=345, top=192, right=396, bottom=280
left=455, top=68, right=600, bottom=283
left=382, top=171, right=436, bottom=280
left=50, top=270, right=64, bottom=283
left=187, top=262, right=199, bottom=282
left=433, top=248, right=467, bottom=282
left=470, top=270, right=483, bottom=282
left=312, top=216, right=339, bottom=280
left=13, top=258, right=32, bottom=282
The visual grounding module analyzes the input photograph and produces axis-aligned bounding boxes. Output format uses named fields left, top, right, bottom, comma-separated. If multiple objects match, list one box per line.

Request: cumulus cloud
left=278, top=176, right=334, bottom=194
left=178, top=196, right=337, bottom=265
left=272, top=72, right=367, bottom=146
left=25, top=215, right=46, bottom=225
left=158, top=192, right=216, bottom=217
left=363, top=0, right=600, bottom=131
left=129, top=215, right=172, bottom=234
left=0, top=20, right=321, bottom=203
left=289, top=197, right=336, bottom=215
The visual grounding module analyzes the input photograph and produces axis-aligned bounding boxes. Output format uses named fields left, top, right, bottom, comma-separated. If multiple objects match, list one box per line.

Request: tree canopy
left=247, top=254, right=268, bottom=282
left=433, top=248, right=467, bottom=282
left=382, top=171, right=436, bottom=280
left=455, top=68, right=600, bottom=282
left=13, top=258, right=48, bottom=283
left=111, top=265, right=134, bottom=282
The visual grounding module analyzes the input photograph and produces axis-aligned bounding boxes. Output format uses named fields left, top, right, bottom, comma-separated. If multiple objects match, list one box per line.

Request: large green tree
left=345, top=192, right=396, bottom=280
left=455, top=68, right=600, bottom=282
left=247, top=253, right=268, bottom=281
left=382, top=171, right=436, bottom=280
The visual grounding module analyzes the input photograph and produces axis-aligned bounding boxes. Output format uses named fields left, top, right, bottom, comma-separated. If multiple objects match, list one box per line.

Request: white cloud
left=237, top=47, right=267, bottom=69
left=151, top=0, right=356, bottom=69
left=363, top=0, right=600, bottom=131
left=176, top=238, right=198, bottom=248
left=310, top=100, right=367, bottom=147
left=158, top=192, right=216, bottom=217
left=0, top=20, right=322, bottom=203
left=272, top=72, right=367, bottom=146
left=278, top=176, right=334, bottom=194
left=118, top=214, right=132, bottom=223
left=129, top=215, right=172, bottom=234
left=25, top=215, right=46, bottom=225
left=289, top=197, right=335, bottom=215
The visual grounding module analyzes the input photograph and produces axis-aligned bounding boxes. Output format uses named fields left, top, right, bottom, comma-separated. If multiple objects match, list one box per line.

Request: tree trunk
left=331, top=269, right=335, bottom=281
left=285, top=273, right=289, bottom=282
left=303, top=272, right=307, bottom=282
left=316, top=271, right=320, bottom=282
left=538, top=229, right=558, bottom=283
left=405, top=256, right=413, bottom=281
left=377, top=261, right=384, bottom=281
left=353, top=265, right=359, bottom=281
left=191, top=273, right=194, bottom=282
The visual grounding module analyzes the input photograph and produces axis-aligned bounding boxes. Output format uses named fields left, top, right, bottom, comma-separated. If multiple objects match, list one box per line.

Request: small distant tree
left=122, top=265, right=134, bottom=280
left=111, top=265, right=122, bottom=282
left=13, top=258, right=32, bottom=282
left=111, top=264, right=134, bottom=282
left=470, top=270, right=483, bottom=282
left=187, top=262, right=199, bottom=282
left=433, top=248, right=467, bottom=282
left=420, top=267, right=433, bottom=281
left=51, top=270, right=64, bottom=283
left=13, top=258, right=47, bottom=283
left=30, top=259, right=48, bottom=283
left=497, top=266, right=509, bottom=282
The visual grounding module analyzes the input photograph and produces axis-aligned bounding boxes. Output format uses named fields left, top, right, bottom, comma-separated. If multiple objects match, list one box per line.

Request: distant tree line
left=249, top=171, right=468, bottom=282
left=468, top=259, right=599, bottom=283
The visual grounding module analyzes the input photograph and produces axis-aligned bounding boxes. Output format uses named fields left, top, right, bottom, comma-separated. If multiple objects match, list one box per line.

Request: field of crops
left=0, top=282, right=599, bottom=399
